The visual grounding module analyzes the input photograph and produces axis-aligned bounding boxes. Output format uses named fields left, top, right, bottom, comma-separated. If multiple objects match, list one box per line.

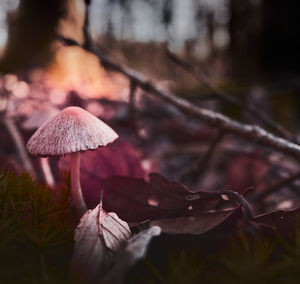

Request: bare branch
left=167, top=50, right=293, bottom=141
left=56, top=35, right=300, bottom=161
left=128, top=80, right=140, bottom=137
left=3, top=116, right=36, bottom=177
left=196, top=130, right=225, bottom=174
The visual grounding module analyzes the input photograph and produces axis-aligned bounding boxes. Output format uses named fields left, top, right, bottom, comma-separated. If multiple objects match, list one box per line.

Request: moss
left=0, top=169, right=76, bottom=283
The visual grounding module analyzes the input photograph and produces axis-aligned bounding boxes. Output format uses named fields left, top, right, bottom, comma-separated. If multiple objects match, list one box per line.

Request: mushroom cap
left=26, top=106, right=119, bottom=157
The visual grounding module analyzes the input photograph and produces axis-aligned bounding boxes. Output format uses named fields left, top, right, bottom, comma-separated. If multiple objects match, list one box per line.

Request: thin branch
left=56, top=35, right=300, bottom=160
left=3, top=116, right=36, bottom=177
left=195, top=130, right=225, bottom=174
left=129, top=80, right=137, bottom=120
left=182, top=130, right=225, bottom=184
left=250, top=171, right=300, bottom=201
left=128, top=80, right=140, bottom=136
left=167, top=50, right=293, bottom=141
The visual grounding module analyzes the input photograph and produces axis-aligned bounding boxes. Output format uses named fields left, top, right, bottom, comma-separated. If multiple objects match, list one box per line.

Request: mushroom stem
left=40, top=157, right=55, bottom=187
left=71, top=152, right=87, bottom=216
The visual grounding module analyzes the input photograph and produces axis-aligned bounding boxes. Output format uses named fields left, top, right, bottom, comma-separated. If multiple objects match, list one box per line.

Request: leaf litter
left=71, top=198, right=161, bottom=283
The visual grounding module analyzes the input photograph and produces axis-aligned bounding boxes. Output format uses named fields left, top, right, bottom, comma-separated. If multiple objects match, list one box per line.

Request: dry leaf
left=150, top=210, right=234, bottom=234
left=253, top=206, right=300, bottom=235
left=70, top=203, right=131, bottom=283
left=71, top=203, right=161, bottom=283
left=98, top=173, right=245, bottom=234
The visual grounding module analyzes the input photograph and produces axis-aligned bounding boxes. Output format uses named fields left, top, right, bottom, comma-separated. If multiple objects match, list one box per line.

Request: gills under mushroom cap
left=26, top=106, right=119, bottom=157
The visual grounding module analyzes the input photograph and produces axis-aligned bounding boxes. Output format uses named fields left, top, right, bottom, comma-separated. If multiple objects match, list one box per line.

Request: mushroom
left=26, top=106, right=119, bottom=216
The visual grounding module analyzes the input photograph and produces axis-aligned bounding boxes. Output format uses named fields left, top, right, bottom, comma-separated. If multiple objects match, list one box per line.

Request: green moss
left=0, top=169, right=76, bottom=283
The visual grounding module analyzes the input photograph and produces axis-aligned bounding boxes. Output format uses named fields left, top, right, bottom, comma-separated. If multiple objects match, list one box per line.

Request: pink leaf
left=71, top=203, right=132, bottom=282
left=71, top=203, right=160, bottom=283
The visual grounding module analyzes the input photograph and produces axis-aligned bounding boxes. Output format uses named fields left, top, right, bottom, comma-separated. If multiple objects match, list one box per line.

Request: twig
left=195, top=130, right=225, bottom=174
left=167, top=50, right=293, bottom=141
left=129, top=80, right=137, bottom=121
left=250, top=171, right=300, bottom=201
left=128, top=80, right=140, bottom=136
left=3, top=116, right=36, bottom=177
left=56, top=35, right=300, bottom=160
left=83, top=0, right=92, bottom=50
left=182, top=130, right=225, bottom=184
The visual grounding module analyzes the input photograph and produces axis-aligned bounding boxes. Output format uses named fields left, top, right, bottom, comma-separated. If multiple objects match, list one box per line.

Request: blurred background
left=0, top=0, right=300, bottom=214
left=1, top=0, right=300, bottom=97
left=1, top=1, right=300, bottom=79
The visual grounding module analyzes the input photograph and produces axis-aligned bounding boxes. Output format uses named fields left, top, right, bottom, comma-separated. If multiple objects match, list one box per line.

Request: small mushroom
left=26, top=106, right=119, bottom=216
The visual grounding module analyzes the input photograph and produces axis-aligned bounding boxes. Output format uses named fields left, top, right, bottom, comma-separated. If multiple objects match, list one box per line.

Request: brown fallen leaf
left=150, top=210, right=234, bottom=234
left=253, top=206, right=300, bottom=235
left=99, top=173, right=253, bottom=234
left=101, top=173, right=242, bottom=222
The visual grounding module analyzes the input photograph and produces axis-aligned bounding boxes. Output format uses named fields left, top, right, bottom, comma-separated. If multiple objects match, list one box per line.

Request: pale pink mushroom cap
left=26, top=106, right=119, bottom=157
